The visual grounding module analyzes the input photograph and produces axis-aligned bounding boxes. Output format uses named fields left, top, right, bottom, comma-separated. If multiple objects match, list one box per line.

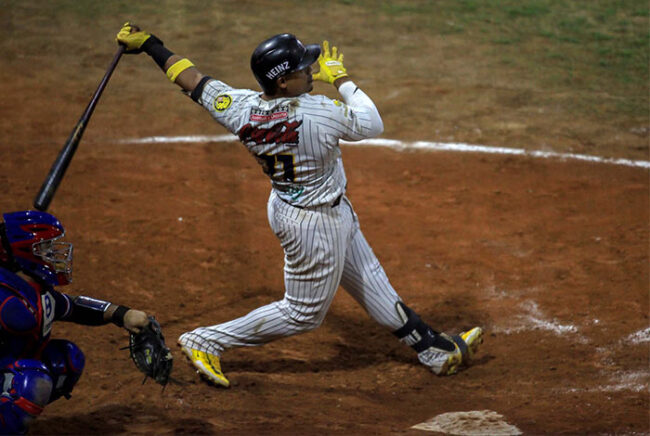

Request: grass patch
left=4, top=0, right=647, bottom=123
left=350, top=0, right=648, bottom=117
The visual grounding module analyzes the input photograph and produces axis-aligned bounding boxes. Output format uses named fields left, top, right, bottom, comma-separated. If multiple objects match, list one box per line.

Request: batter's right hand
left=116, top=22, right=154, bottom=54
left=313, top=40, right=349, bottom=85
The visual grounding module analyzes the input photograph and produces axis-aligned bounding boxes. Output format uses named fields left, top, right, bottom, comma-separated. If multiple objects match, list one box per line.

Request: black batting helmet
left=250, top=33, right=320, bottom=94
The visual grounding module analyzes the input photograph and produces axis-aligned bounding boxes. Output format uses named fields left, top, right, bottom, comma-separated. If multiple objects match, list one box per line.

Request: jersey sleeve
left=332, top=81, right=384, bottom=141
left=50, top=289, right=73, bottom=321
left=194, top=79, right=256, bottom=134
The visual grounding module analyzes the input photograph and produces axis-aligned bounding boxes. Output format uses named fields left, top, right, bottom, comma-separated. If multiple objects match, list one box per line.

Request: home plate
left=412, top=410, right=522, bottom=435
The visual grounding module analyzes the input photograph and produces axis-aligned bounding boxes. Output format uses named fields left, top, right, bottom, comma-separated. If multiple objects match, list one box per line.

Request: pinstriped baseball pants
left=179, top=191, right=404, bottom=356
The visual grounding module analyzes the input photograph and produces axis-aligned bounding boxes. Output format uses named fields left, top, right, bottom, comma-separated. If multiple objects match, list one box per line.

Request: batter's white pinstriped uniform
left=178, top=79, right=408, bottom=355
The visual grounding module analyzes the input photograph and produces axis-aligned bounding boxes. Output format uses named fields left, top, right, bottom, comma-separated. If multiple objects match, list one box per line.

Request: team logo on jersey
left=213, top=94, right=232, bottom=112
left=238, top=120, right=302, bottom=146
left=288, top=186, right=304, bottom=199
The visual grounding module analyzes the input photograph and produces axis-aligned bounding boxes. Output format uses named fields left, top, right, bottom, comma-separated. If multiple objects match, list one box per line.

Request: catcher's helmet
left=251, top=33, right=320, bottom=94
left=1, top=210, right=73, bottom=286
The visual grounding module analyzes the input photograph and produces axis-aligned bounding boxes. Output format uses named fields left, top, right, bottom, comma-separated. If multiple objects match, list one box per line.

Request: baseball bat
left=33, top=45, right=125, bottom=211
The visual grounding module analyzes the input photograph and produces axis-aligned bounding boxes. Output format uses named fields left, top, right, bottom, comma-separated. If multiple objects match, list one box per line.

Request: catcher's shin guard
left=0, top=359, right=53, bottom=434
left=40, top=339, right=85, bottom=402
left=392, top=302, right=462, bottom=375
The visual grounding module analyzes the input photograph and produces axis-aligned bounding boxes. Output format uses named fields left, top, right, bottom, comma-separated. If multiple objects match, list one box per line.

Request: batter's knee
left=41, top=339, right=85, bottom=402
left=0, top=359, right=53, bottom=434
left=280, top=299, right=327, bottom=333
left=293, top=316, right=324, bottom=333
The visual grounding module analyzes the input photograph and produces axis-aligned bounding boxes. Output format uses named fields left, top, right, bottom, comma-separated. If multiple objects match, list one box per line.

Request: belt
left=280, top=194, right=342, bottom=209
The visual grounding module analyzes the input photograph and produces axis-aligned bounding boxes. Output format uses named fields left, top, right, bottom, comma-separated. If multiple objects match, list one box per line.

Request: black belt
left=281, top=194, right=342, bottom=209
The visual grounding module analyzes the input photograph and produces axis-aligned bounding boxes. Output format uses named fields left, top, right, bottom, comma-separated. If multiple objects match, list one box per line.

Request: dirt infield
left=1, top=140, right=646, bottom=434
left=1, top=2, right=648, bottom=434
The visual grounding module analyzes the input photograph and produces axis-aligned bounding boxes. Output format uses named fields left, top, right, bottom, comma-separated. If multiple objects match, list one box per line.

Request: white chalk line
left=625, top=326, right=650, bottom=344
left=490, top=300, right=583, bottom=340
left=118, top=134, right=650, bottom=169
left=489, top=296, right=650, bottom=394
left=565, top=370, right=649, bottom=394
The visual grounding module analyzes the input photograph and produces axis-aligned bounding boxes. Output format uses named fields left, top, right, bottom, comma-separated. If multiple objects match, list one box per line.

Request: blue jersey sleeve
left=49, top=289, right=73, bottom=321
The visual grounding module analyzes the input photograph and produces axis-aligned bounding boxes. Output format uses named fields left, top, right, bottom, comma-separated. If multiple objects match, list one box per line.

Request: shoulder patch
left=333, top=99, right=342, bottom=106
left=213, top=94, right=233, bottom=112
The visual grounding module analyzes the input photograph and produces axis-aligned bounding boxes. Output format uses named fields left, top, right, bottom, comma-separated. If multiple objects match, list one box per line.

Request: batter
left=116, top=24, right=483, bottom=387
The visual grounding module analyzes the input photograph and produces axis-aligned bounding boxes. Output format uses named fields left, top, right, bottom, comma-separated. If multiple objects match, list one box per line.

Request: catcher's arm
left=104, top=304, right=148, bottom=332
left=62, top=294, right=173, bottom=385
left=61, top=294, right=147, bottom=330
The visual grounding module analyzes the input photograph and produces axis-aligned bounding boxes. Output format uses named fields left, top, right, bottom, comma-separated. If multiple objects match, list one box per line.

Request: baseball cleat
left=417, top=332, right=464, bottom=376
left=459, top=326, right=483, bottom=361
left=450, top=326, right=484, bottom=363
left=179, top=344, right=230, bottom=388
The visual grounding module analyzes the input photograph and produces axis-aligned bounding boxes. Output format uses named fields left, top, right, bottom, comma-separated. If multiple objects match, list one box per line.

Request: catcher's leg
left=40, top=339, right=85, bottom=402
left=0, top=359, right=53, bottom=434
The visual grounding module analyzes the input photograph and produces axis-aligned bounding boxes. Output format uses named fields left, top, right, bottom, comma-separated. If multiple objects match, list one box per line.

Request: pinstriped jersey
left=196, top=79, right=379, bottom=207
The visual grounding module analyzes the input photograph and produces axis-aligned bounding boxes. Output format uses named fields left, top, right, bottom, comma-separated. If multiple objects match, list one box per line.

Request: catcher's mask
left=251, top=33, right=320, bottom=94
left=1, top=210, right=73, bottom=286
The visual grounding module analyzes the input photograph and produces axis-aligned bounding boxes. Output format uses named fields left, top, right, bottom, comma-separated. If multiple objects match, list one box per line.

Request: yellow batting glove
left=116, top=22, right=153, bottom=54
left=313, top=40, right=348, bottom=84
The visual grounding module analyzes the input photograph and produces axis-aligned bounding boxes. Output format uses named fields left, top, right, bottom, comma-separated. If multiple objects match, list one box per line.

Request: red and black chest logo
left=238, top=120, right=302, bottom=146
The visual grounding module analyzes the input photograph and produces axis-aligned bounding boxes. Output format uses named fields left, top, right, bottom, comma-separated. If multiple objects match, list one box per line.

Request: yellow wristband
left=166, top=59, right=195, bottom=82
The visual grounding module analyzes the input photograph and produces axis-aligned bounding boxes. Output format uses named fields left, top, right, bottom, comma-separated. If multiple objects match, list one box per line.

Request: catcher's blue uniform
left=0, top=266, right=84, bottom=435
left=0, top=210, right=163, bottom=434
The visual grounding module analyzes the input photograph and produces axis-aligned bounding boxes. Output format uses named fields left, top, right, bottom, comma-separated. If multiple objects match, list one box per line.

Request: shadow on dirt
left=31, top=403, right=216, bottom=435
left=225, top=307, right=492, bottom=375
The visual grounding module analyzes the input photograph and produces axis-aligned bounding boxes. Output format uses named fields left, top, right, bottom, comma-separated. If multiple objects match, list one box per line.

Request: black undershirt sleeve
left=191, top=76, right=212, bottom=102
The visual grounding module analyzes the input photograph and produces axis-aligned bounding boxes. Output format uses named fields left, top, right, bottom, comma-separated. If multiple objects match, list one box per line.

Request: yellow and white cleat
left=453, top=326, right=484, bottom=363
left=179, top=344, right=230, bottom=388
left=461, top=327, right=484, bottom=359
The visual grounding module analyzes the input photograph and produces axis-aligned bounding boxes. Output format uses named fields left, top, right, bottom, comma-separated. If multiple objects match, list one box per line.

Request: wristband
left=111, top=305, right=131, bottom=327
left=142, top=35, right=174, bottom=69
left=166, top=59, right=195, bottom=82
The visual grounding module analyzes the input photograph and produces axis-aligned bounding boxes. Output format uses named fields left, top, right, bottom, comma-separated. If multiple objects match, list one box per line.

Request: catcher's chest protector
left=0, top=267, right=56, bottom=358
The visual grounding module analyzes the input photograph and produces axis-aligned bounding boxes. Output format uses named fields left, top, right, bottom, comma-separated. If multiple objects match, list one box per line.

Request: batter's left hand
left=116, top=22, right=154, bottom=54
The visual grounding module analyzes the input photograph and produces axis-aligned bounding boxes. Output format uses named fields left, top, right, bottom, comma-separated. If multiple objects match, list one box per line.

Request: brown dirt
left=1, top=3, right=648, bottom=435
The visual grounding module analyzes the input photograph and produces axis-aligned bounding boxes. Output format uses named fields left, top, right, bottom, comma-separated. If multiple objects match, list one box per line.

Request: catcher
left=0, top=210, right=172, bottom=434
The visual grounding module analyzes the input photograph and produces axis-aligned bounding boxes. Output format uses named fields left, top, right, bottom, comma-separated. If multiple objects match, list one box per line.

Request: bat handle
left=84, top=45, right=125, bottom=122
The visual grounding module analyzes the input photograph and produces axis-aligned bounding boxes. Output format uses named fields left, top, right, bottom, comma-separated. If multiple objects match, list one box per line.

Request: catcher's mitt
left=129, top=316, right=173, bottom=386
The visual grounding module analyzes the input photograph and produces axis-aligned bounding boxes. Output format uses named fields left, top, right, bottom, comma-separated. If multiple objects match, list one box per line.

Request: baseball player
left=0, top=210, right=154, bottom=434
left=116, top=23, right=483, bottom=388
